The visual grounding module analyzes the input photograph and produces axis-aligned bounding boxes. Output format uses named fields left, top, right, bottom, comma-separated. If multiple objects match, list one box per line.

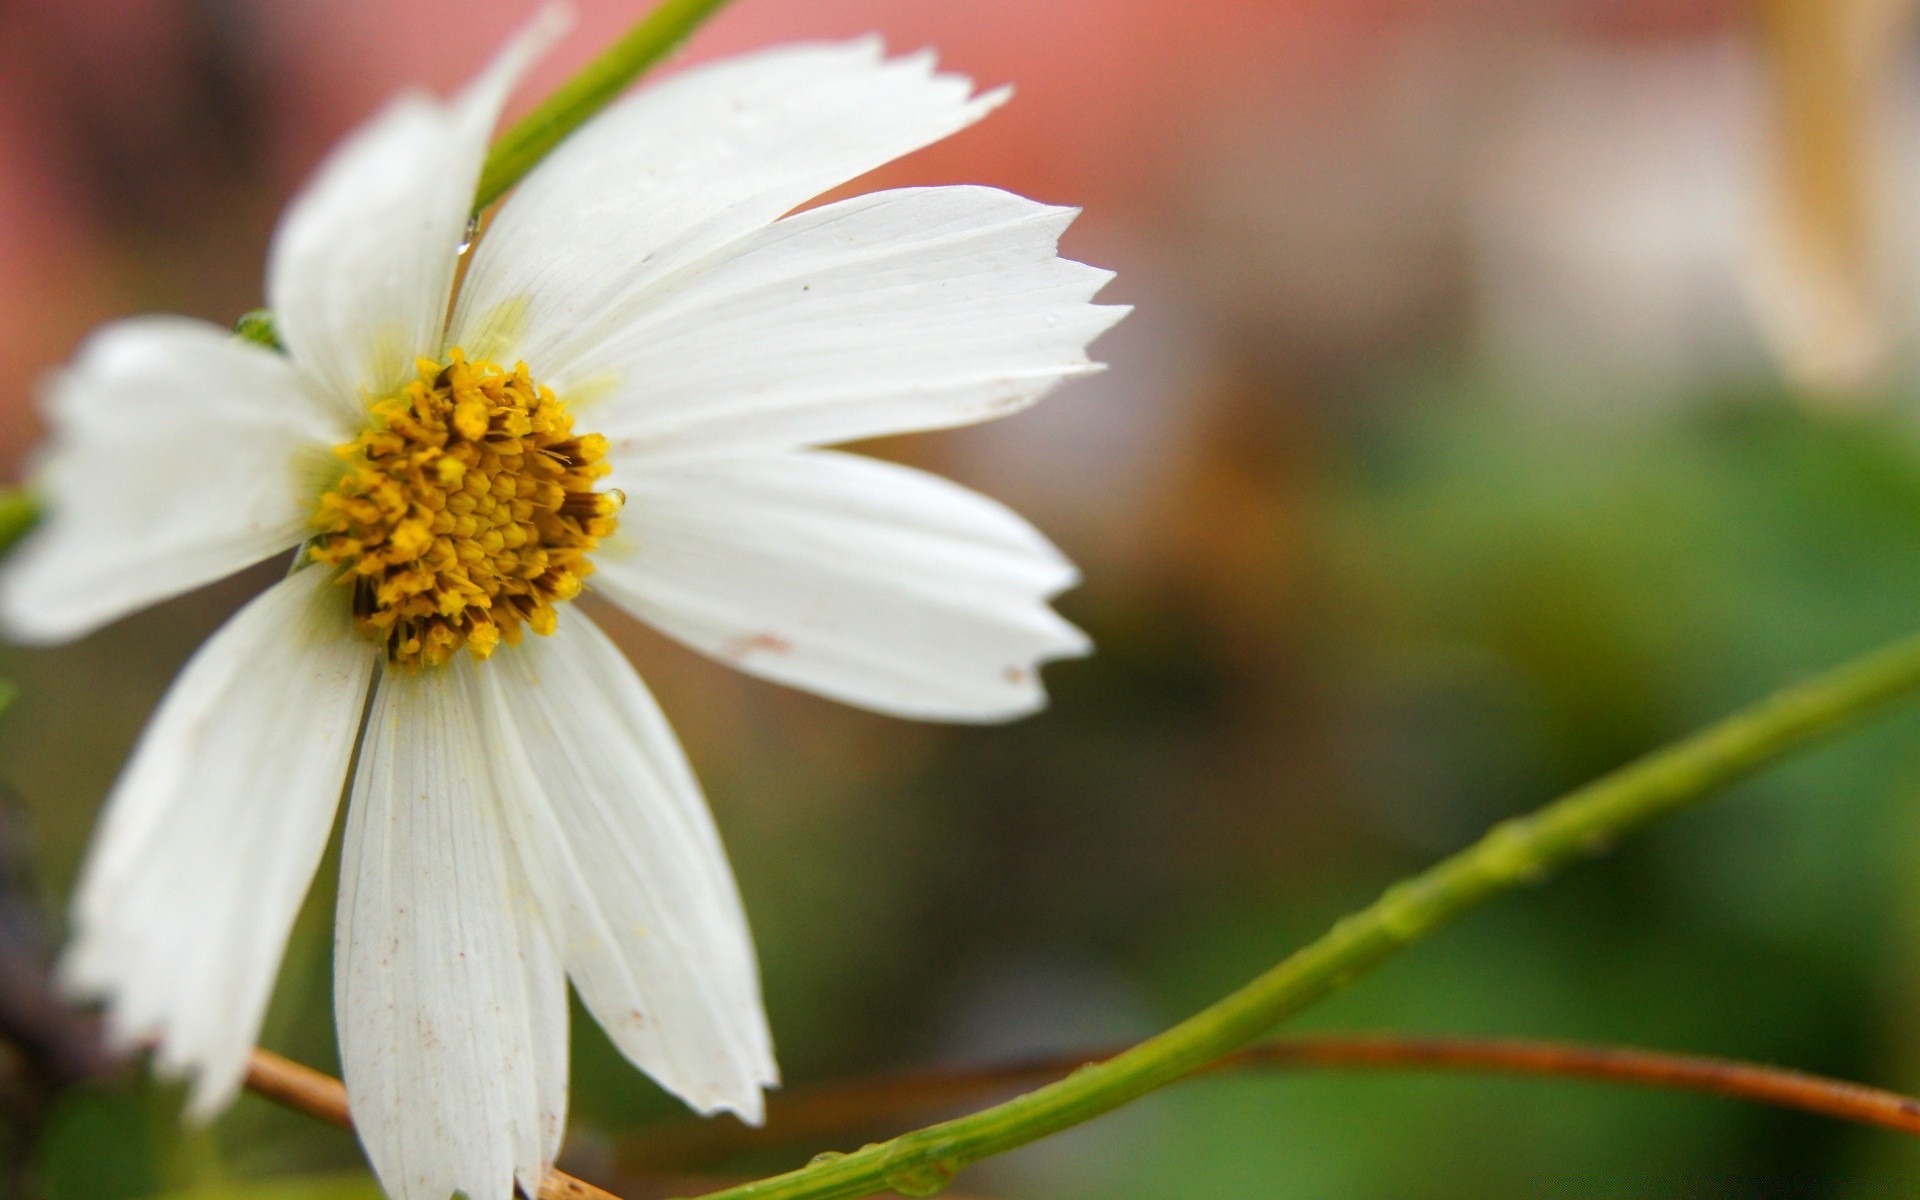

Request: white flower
left=0, top=12, right=1124, bottom=1200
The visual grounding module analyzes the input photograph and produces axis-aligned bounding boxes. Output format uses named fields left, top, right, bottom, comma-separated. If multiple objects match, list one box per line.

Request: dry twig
left=244, top=1050, right=622, bottom=1200
left=243, top=1035, right=1920, bottom=1199
left=619, top=1034, right=1920, bottom=1171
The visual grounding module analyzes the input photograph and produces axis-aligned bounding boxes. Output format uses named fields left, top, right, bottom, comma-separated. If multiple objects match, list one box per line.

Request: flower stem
left=684, top=630, right=1920, bottom=1200
left=474, top=0, right=738, bottom=213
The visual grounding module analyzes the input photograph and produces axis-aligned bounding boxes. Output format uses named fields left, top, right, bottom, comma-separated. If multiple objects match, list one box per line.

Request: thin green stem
left=474, top=0, right=737, bottom=213
left=686, top=631, right=1920, bottom=1200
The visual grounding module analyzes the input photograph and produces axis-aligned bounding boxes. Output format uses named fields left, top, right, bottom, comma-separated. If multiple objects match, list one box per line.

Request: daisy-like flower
left=0, top=12, right=1123, bottom=1200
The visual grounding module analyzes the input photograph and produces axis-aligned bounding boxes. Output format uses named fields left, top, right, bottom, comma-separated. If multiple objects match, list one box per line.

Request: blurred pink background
left=0, top=0, right=1785, bottom=606
left=0, top=0, right=1748, bottom=454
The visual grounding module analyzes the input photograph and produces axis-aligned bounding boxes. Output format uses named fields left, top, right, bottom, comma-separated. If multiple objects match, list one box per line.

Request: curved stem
left=624, top=1035, right=1920, bottom=1170
left=679, top=630, right=1920, bottom=1200
left=474, top=0, right=737, bottom=213
left=244, top=1050, right=622, bottom=1200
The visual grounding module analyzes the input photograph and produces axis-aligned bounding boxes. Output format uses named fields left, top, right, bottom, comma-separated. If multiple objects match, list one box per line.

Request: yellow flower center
left=310, top=350, right=621, bottom=669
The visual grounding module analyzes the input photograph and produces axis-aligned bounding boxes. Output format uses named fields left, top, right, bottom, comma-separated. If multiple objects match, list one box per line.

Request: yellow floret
left=308, top=349, right=622, bottom=669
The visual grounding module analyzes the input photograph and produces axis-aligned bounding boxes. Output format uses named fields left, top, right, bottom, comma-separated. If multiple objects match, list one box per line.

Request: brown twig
left=246, top=1035, right=1920, bottom=1195
left=244, top=1049, right=350, bottom=1127
left=244, top=1049, right=624, bottom=1200
left=619, top=1034, right=1920, bottom=1171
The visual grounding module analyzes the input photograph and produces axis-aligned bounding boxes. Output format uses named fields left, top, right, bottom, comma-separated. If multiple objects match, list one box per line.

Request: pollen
left=310, top=350, right=622, bottom=669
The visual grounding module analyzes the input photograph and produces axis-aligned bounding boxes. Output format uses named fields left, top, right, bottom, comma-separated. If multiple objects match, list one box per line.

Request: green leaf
left=232, top=309, right=283, bottom=351
left=0, top=488, right=39, bottom=559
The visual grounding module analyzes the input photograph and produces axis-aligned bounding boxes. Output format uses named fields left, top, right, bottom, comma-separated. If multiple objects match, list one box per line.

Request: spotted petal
left=0, top=317, right=350, bottom=643
left=475, top=611, right=776, bottom=1120
left=59, top=566, right=375, bottom=1119
left=337, top=659, right=567, bottom=1200
left=595, top=449, right=1088, bottom=721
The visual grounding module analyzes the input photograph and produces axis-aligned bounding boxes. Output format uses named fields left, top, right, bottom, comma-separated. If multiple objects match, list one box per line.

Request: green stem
left=686, top=630, right=1920, bottom=1200
left=474, top=0, right=737, bottom=213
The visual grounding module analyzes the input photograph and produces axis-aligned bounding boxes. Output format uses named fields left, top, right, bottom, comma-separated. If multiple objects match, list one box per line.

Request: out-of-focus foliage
left=19, top=375, right=1920, bottom=1198
left=148, top=1174, right=380, bottom=1200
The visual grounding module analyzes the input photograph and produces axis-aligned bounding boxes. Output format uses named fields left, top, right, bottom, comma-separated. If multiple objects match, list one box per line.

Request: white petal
left=595, top=450, right=1089, bottom=721
left=267, top=7, right=568, bottom=406
left=58, top=566, right=375, bottom=1119
left=525, top=186, right=1124, bottom=458
left=526, top=910, right=571, bottom=1169
left=337, top=660, right=566, bottom=1200
left=450, top=39, right=1005, bottom=380
left=0, top=317, right=349, bottom=643
left=474, top=612, right=776, bottom=1120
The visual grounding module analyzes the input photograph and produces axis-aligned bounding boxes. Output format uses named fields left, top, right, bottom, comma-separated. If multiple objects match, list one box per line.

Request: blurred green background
left=10, top=0, right=1920, bottom=1197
